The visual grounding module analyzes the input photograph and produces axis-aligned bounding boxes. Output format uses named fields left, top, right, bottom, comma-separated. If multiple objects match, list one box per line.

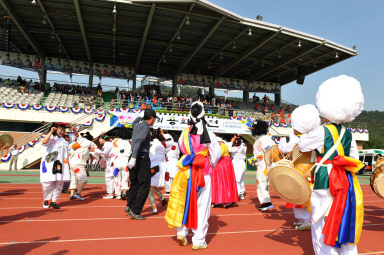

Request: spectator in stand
left=253, top=93, right=257, bottom=103
left=17, top=76, right=22, bottom=84
left=97, top=84, right=103, bottom=97
left=34, top=57, right=42, bottom=68
left=228, top=103, right=234, bottom=117
left=2, top=53, right=11, bottom=65
left=24, top=55, right=32, bottom=67
left=5, top=78, right=11, bottom=87
left=64, top=60, right=72, bottom=73
left=219, top=103, right=225, bottom=116
left=285, top=105, right=291, bottom=113
left=278, top=108, right=283, bottom=115
left=13, top=54, right=22, bottom=67
left=55, top=59, right=63, bottom=71
left=262, top=107, right=267, bottom=115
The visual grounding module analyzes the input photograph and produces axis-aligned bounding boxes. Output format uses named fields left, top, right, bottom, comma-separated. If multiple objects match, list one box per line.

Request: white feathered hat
left=316, top=75, right=364, bottom=124
left=291, top=104, right=320, bottom=134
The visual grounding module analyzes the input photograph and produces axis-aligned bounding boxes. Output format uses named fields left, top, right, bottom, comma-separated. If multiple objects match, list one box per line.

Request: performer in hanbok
left=68, top=136, right=96, bottom=200
left=228, top=135, right=247, bottom=200
left=40, top=123, right=79, bottom=209
left=278, top=104, right=320, bottom=231
left=298, top=75, right=364, bottom=255
left=165, top=101, right=221, bottom=250
left=95, top=135, right=115, bottom=199
left=110, top=127, right=132, bottom=200
left=163, top=134, right=180, bottom=195
left=251, top=120, right=274, bottom=211
left=148, top=128, right=167, bottom=214
left=211, top=137, right=238, bottom=207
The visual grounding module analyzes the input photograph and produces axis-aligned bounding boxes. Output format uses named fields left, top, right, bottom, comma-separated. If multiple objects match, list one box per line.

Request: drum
left=370, top=164, right=384, bottom=198
left=268, top=148, right=314, bottom=205
left=264, top=145, right=285, bottom=167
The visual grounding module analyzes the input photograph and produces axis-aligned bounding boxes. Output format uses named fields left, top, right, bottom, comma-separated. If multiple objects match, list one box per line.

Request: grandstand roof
left=0, top=0, right=357, bottom=85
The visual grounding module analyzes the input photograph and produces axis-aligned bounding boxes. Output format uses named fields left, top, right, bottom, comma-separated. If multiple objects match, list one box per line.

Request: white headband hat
left=189, top=101, right=205, bottom=135
left=291, top=104, right=320, bottom=134
left=316, top=75, right=364, bottom=124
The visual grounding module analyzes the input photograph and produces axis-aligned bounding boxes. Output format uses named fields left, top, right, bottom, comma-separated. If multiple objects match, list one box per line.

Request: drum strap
left=314, top=127, right=346, bottom=176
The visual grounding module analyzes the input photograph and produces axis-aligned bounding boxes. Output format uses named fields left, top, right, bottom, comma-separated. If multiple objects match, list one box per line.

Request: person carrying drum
left=298, top=75, right=364, bottom=255
left=278, top=104, right=320, bottom=231
left=251, top=120, right=274, bottom=211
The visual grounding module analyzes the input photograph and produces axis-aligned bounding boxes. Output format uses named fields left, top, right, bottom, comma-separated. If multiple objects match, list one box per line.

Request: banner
left=177, top=72, right=280, bottom=93
left=0, top=51, right=133, bottom=79
left=109, top=111, right=252, bottom=134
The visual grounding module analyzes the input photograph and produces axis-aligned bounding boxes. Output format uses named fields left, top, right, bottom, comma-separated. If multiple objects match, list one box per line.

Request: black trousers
left=127, top=154, right=151, bottom=215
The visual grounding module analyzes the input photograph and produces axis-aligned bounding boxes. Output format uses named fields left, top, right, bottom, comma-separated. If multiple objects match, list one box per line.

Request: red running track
left=0, top=184, right=383, bottom=255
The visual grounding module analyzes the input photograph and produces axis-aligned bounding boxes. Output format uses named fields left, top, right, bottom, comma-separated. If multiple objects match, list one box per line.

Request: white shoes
left=295, top=222, right=311, bottom=231
left=239, top=194, right=245, bottom=200
left=103, top=195, right=114, bottom=199
left=116, top=196, right=121, bottom=200
left=151, top=208, right=158, bottom=214
left=74, top=194, right=85, bottom=201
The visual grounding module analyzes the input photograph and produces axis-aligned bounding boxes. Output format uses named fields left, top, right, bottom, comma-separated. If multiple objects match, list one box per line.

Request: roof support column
left=38, top=57, right=47, bottom=85
left=274, top=92, right=281, bottom=107
left=132, top=71, right=137, bottom=94
left=88, top=63, right=93, bottom=88
left=243, top=90, right=249, bottom=103
left=172, top=75, right=177, bottom=96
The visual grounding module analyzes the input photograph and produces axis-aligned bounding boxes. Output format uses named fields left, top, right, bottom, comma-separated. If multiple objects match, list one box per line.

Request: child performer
left=165, top=102, right=221, bottom=250
left=163, top=134, right=180, bottom=195
left=211, top=137, right=238, bottom=207
left=110, top=127, right=132, bottom=200
left=298, top=75, right=364, bottom=255
left=96, top=135, right=115, bottom=199
left=278, top=104, right=320, bottom=230
left=251, top=120, right=274, bottom=211
left=228, top=135, right=247, bottom=200
left=148, top=128, right=167, bottom=214
left=40, top=123, right=79, bottom=209
left=68, top=136, right=96, bottom=200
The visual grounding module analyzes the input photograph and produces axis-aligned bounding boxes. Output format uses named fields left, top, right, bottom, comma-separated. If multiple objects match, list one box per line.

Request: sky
left=1, top=0, right=382, bottom=110
left=208, top=0, right=384, bottom=110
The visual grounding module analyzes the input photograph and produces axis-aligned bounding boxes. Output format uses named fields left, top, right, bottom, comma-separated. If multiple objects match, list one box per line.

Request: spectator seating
left=0, top=83, right=44, bottom=105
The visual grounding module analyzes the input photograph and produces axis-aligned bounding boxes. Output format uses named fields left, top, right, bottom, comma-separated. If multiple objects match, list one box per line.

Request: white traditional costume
left=228, top=140, right=247, bottom=199
left=110, top=138, right=131, bottom=199
left=298, top=75, right=364, bottom=255
left=95, top=139, right=114, bottom=198
left=279, top=104, right=321, bottom=230
left=163, top=134, right=180, bottom=193
left=68, top=137, right=94, bottom=199
left=148, top=136, right=168, bottom=213
left=40, top=131, right=74, bottom=208
left=252, top=120, right=274, bottom=210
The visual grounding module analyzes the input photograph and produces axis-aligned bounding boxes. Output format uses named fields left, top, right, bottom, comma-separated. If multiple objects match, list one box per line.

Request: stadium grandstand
left=0, top=0, right=367, bottom=171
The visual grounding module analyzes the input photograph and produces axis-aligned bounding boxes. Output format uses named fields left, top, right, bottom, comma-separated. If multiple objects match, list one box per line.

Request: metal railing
left=1, top=102, right=113, bottom=157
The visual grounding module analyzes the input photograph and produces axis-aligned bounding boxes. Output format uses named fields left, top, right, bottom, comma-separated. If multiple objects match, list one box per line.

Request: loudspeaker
left=296, top=65, right=306, bottom=85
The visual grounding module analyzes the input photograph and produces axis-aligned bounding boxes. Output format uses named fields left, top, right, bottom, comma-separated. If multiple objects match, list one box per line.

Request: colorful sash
left=318, top=124, right=364, bottom=247
left=165, top=128, right=209, bottom=229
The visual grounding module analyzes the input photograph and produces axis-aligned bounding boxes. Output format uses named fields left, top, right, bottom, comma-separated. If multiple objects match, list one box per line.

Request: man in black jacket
left=126, top=109, right=156, bottom=220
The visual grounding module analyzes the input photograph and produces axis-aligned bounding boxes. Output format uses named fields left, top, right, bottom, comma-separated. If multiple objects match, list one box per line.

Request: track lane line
left=0, top=223, right=382, bottom=246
